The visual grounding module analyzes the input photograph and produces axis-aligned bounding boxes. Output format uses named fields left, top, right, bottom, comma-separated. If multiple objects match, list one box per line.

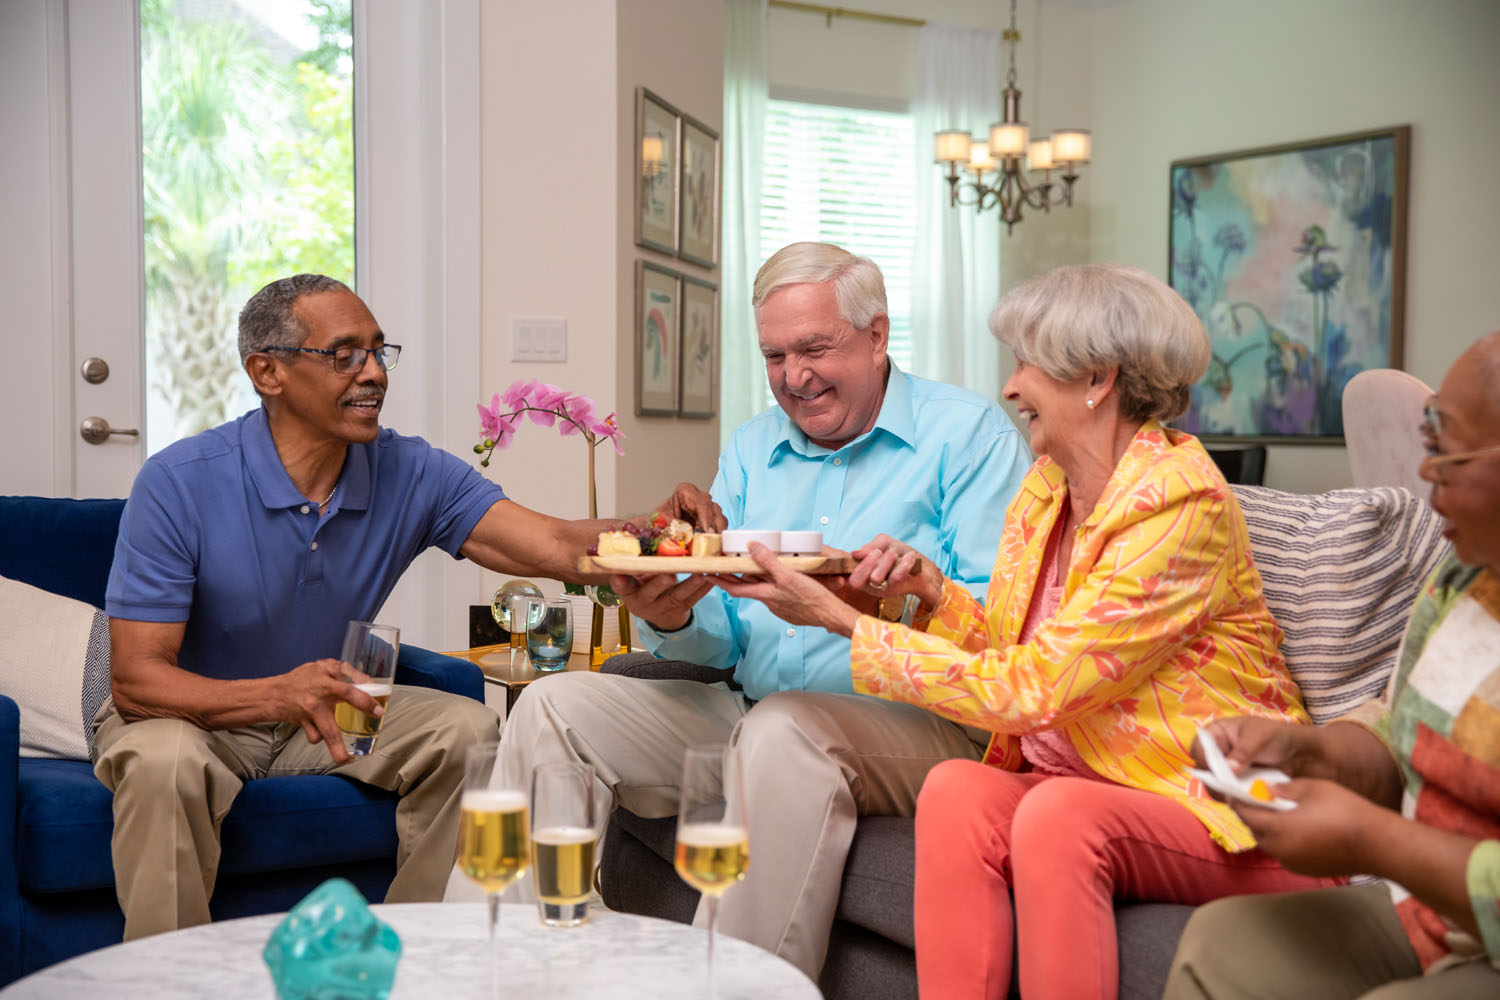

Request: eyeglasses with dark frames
left=262, top=343, right=402, bottom=374
left=1418, top=396, right=1500, bottom=468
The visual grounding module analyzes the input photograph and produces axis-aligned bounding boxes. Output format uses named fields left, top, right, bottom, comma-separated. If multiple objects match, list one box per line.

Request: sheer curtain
left=909, top=23, right=1006, bottom=403
left=718, top=0, right=769, bottom=444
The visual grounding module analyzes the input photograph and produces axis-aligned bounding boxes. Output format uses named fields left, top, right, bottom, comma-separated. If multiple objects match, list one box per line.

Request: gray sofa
left=595, top=485, right=1449, bottom=999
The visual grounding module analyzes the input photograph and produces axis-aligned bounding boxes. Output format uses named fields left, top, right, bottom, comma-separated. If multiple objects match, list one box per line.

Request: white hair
left=752, top=242, right=887, bottom=329
left=989, top=263, right=1211, bottom=422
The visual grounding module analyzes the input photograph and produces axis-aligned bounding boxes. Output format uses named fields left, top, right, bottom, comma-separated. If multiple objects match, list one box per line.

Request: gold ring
left=871, top=580, right=889, bottom=592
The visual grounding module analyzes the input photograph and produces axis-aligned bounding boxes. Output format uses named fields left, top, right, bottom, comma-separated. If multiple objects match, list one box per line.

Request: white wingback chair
left=1342, top=368, right=1433, bottom=499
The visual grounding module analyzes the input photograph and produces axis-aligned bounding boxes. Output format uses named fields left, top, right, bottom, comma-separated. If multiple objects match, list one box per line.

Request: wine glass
left=674, top=745, right=749, bottom=999
left=456, top=743, right=530, bottom=998
left=530, top=761, right=599, bottom=927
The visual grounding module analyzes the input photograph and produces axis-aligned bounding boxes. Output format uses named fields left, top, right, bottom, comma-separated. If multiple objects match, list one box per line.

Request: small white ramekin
left=778, top=530, right=823, bottom=555
left=721, top=529, right=781, bottom=554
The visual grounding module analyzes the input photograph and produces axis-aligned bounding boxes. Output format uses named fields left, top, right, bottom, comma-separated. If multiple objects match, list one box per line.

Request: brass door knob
left=80, top=416, right=141, bottom=445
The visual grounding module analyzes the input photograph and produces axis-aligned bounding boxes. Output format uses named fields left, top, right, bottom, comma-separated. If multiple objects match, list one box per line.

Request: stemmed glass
left=674, top=745, right=750, bottom=999
left=530, top=761, right=599, bottom=927
left=456, top=744, right=530, bottom=999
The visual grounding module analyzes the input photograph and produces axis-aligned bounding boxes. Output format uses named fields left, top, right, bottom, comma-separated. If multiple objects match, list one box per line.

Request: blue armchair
left=0, top=496, right=485, bottom=985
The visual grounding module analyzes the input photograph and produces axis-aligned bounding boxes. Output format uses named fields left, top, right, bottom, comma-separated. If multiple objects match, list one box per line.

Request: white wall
left=764, top=0, right=1500, bottom=494
left=476, top=0, right=723, bottom=611
left=1082, top=0, right=1500, bottom=492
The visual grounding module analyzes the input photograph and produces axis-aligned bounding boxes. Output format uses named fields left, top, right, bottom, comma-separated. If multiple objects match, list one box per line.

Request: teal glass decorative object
left=263, top=878, right=402, bottom=1000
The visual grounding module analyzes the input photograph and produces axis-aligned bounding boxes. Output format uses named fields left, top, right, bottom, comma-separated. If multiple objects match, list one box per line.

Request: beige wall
left=1082, top=0, right=1500, bottom=492
left=615, top=0, right=725, bottom=516
left=765, top=0, right=1500, bottom=494
left=477, top=0, right=722, bottom=603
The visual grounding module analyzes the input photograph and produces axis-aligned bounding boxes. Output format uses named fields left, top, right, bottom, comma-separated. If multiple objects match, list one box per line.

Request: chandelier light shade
left=936, top=0, right=1089, bottom=232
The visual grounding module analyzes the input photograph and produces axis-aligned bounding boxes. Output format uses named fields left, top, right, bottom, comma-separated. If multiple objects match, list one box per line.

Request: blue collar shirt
left=106, top=408, right=506, bottom=680
left=637, top=366, right=1031, bottom=700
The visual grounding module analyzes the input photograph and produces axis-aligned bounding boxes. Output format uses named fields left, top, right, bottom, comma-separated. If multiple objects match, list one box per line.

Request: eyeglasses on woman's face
left=1419, top=396, right=1500, bottom=468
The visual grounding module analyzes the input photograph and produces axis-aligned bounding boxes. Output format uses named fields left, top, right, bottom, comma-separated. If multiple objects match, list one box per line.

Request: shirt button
left=310, top=541, right=319, bottom=551
left=786, top=628, right=796, bottom=637
left=832, top=457, right=842, bottom=466
left=300, top=505, right=311, bottom=514
left=820, top=516, right=829, bottom=525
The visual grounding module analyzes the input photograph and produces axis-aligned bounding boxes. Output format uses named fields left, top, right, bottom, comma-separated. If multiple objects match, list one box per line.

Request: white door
left=0, top=0, right=485, bottom=650
left=1, top=1, right=144, bottom=499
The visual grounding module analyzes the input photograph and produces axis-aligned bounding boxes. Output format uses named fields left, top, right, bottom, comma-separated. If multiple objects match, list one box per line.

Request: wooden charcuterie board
left=578, top=554, right=856, bottom=575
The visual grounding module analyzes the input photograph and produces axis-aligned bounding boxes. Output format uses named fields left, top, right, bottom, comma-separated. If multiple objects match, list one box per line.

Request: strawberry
left=656, top=539, right=688, bottom=557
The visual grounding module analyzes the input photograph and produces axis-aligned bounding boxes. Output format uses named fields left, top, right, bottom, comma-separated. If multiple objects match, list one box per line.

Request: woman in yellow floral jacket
left=717, top=264, right=1339, bottom=1000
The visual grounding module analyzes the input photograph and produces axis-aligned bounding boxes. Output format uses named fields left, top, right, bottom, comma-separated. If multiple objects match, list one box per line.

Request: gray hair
left=989, top=264, right=1210, bottom=423
left=237, top=274, right=353, bottom=364
left=752, top=242, right=887, bottom=329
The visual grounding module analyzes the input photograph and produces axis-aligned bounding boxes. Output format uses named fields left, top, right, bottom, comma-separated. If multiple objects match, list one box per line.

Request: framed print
left=635, top=88, right=679, bottom=255
left=679, top=276, right=719, bottom=418
left=635, top=260, right=680, bottom=416
left=1169, top=126, right=1409, bottom=442
left=678, top=114, right=721, bottom=269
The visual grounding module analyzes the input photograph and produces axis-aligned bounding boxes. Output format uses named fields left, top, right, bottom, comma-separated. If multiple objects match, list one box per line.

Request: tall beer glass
left=530, top=761, right=599, bottom=927
left=674, top=745, right=749, bottom=999
left=457, top=743, right=529, bottom=999
left=334, top=621, right=399, bottom=756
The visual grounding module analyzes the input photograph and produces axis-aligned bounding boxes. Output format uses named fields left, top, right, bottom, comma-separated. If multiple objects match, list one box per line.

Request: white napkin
left=1187, top=726, right=1297, bottom=811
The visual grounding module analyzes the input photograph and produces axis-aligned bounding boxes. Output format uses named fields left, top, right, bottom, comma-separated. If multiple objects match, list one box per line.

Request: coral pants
left=914, top=760, right=1340, bottom=1000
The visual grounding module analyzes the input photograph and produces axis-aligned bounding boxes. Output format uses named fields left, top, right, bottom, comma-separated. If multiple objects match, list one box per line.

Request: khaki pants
left=1165, top=882, right=1500, bottom=999
left=444, top=671, right=984, bottom=979
left=92, top=684, right=499, bottom=940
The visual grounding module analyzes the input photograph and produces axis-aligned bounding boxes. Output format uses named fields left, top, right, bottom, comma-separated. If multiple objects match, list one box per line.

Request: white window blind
left=758, top=98, right=917, bottom=410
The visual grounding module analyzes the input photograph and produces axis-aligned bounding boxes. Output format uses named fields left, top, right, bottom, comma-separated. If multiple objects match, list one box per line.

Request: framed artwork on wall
left=635, top=88, right=679, bottom=255
left=1168, top=125, right=1410, bottom=442
left=679, top=275, right=719, bottom=418
left=635, top=260, right=680, bottom=416
left=678, top=114, right=720, bottom=269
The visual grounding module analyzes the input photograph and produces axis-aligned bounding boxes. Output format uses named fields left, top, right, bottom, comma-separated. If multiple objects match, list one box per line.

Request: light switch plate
left=510, top=316, right=567, bottom=362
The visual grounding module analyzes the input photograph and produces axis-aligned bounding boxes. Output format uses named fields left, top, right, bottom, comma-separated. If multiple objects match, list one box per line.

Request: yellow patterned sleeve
left=851, top=476, right=1242, bottom=733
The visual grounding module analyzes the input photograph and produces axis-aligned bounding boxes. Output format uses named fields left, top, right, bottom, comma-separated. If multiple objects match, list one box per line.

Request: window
left=758, top=97, right=917, bottom=410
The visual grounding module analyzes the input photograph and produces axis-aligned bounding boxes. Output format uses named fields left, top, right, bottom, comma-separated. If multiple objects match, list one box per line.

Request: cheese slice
left=690, top=534, right=722, bottom=557
left=597, top=531, right=641, bottom=557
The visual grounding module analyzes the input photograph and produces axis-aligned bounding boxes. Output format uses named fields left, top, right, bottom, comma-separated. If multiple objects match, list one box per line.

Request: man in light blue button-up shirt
left=483, top=243, right=1030, bottom=978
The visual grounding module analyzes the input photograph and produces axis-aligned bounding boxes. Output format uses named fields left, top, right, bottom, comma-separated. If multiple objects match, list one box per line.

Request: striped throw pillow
left=0, top=575, right=112, bottom=759
left=1231, top=485, right=1450, bottom=724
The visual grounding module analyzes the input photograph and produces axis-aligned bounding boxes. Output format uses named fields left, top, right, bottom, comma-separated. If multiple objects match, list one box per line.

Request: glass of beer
left=530, top=761, right=599, bottom=928
left=674, top=745, right=750, bottom=999
left=526, top=598, right=573, bottom=672
left=334, top=621, right=400, bottom=756
left=457, top=743, right=529, bottom=998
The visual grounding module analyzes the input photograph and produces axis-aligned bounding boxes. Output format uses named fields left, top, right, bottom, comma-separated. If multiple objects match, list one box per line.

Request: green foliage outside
left=141, top=0, right=353, bottom=444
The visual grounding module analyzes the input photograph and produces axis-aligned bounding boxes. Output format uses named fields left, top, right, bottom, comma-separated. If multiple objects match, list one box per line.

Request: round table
left=1, top=903, right=820, bottom=999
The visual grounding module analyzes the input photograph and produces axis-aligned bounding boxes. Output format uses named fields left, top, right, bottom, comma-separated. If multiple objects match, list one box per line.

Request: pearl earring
left=1086, top=399, right=1096, bottom=409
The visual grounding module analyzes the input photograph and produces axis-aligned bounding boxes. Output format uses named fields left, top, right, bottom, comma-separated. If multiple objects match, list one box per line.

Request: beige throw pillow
left=0, top=575, right=111, bottom=760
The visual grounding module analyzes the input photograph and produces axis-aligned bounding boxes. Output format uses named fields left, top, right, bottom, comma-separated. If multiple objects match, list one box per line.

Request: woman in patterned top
left=715, top=264, right=1337, bottom=999
left=1166, top=331, right=1500, bottom=999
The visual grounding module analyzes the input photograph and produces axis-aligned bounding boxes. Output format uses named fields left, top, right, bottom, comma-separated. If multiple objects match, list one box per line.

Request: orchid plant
left=475, top=379, right=625, bottom=519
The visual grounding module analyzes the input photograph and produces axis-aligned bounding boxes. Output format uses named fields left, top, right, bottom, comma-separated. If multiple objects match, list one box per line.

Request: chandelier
left=934, top=0, right=1091, bottom=233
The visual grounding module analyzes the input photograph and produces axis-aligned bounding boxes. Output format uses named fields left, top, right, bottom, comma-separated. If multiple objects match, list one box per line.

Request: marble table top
left=2, top=903, right=820, bottom=999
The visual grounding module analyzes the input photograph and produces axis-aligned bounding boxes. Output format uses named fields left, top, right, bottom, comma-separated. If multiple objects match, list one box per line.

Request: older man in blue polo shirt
left=96, top=273, right=714, bottom=941
left=470, top=242, right=1032, bottom=979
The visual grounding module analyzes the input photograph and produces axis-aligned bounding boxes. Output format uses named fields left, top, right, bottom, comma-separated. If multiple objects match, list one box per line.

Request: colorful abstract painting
left=1169, top=127, right=1409, bottom=440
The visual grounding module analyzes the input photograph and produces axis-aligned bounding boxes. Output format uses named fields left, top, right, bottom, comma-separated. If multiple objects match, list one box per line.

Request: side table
left=444, top=644, right=596, bottom=715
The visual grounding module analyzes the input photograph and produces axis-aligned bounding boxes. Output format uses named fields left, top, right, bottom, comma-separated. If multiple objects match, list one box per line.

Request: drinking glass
left=530, top=762, right=599, bottom=928
left=456, top=744, right=530, bottom=999
left=674, top=745, right=749, bottom=999
left=333, top=621, right=399, bottom=757
left=526, top=598, right=573, bottom=672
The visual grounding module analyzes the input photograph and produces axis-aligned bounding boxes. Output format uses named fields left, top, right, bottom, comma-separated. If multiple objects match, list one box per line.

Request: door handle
left=80, top=416, right=141, bottom=445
